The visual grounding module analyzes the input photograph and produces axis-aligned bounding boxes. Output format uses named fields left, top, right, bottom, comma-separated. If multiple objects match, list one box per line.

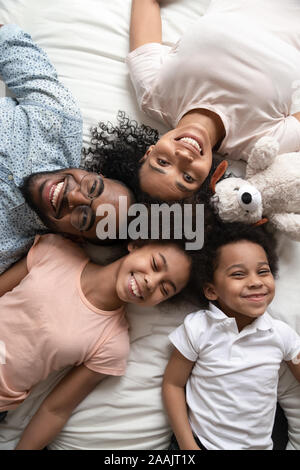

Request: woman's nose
left=67, top=187, right=91, bottom=209
left=175, top=148, right=194, bottom=164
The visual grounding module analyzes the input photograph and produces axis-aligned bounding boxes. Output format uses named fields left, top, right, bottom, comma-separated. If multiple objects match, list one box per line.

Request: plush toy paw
left=246, top=136, right=279, bottom=177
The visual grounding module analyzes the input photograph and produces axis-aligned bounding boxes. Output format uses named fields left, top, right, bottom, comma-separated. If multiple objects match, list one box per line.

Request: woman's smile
left=176, top=135, right=203, bottom=157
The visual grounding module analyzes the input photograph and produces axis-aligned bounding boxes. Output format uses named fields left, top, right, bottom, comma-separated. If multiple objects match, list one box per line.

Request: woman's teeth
left=180, top=137, right=202, bottom=154
left=50, top=181, right=64, bottom=209
left=130, top=276, right=142, bottom=298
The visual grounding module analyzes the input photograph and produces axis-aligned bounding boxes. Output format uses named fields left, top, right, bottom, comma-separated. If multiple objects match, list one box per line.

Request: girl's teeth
left=130, top=277, right=141, bottom=298
left=51, top=182, right=64, bottom=209
left=180, top=137, right=202, bottom=153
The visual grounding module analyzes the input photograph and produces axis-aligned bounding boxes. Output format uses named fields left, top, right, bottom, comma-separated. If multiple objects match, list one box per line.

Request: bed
left=0, top=0, right=300, bottom=450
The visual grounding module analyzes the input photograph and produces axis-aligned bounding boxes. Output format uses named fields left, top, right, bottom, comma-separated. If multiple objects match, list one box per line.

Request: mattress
left=0, top=0, right=299, bottom=450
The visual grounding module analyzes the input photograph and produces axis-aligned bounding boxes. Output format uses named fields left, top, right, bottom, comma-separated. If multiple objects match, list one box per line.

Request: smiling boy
left=163, top=222, right=300, bottom=450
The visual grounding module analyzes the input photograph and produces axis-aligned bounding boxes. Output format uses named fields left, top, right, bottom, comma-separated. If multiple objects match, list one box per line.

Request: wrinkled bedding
left=0, top=0, right=299, bottom=450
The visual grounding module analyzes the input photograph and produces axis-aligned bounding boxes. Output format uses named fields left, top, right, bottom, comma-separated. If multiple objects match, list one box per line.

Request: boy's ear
left=203, top=283, right=218, bottom=301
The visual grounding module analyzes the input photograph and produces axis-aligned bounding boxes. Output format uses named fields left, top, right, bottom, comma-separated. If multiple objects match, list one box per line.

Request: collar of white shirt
left=207, top=302, right=273, bottom=335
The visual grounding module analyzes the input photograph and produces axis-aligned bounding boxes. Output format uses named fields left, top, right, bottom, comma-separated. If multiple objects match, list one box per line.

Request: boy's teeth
left=180, top=137, right=202, bottom=153
left=51, top=182, right=64, bottom=209
left=130, top=277, right=141, bottom=298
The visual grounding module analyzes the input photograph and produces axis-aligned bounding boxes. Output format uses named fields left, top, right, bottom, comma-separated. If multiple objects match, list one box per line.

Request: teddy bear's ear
left=210, top=160, right=228, bottom=193
left=253, top=217, right=268, bottom=227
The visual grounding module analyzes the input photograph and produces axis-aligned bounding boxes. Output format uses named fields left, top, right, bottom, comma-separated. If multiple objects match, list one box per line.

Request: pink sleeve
left=84, top=331, right=130, bottom=376
left=26, top=234, right=69, bottom=272
left=126, top=42, right=170, bottom=111
left=26, top=235, right=43, bottom=271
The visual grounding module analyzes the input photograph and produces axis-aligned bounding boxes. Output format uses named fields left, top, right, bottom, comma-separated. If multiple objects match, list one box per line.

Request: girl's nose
left=67, top=187, right=91, bottom=209
left=144, top=274, right=154, bottom=293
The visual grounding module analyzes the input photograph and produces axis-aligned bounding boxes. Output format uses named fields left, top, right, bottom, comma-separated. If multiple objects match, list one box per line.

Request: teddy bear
left=210, top=136, right=300, bottom=241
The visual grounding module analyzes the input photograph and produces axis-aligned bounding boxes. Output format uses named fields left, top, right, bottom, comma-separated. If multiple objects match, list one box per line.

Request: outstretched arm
left=15, top=365, right=105, bottom=450
left=0, top=257, right=28, bottom=297
left=162, top=348, right=200, bottom=450
left=0, top=25, right=79, bottom=115
left=129, top=0, right=162, bottom=51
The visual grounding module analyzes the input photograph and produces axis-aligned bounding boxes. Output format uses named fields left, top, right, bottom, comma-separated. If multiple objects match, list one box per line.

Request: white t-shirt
left=126, top=0, right=300, bottom=161
left=169, top=303, right=300, bottom=450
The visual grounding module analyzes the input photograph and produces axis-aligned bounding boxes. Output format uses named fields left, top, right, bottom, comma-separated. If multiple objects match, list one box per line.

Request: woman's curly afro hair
left=81, top=111, right=160, bottom=202
left=81, top=111, right=221, bottom=204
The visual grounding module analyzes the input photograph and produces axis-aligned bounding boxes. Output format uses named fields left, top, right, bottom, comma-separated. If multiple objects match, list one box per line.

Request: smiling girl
left=162, top=222, right=300, bottom=450
left=0, top=232, right=194, bottom=449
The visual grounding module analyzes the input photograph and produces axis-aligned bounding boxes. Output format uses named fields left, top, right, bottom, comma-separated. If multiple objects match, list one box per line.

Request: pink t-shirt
left=126, top=0, right=300, bottom=160
left=0, top=234, right=129, bottom=411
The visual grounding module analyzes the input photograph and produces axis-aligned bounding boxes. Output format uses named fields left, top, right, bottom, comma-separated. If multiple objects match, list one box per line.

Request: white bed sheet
left=0, top=0, right=299, bottom=450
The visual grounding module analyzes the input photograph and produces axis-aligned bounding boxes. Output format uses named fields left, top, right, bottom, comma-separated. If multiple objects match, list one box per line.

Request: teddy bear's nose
left=241, top=192, right=252, bottom=204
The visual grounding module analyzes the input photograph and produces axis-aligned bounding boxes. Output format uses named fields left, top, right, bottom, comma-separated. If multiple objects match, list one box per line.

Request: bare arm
left=0, top=257, right=28, bottom=297
left=162, top=348, right=200, bottom=450
left=15, top=365, right=105, bottom=450
left=292, top=111, right=300, bottom=124
left=129, top=0, right=162, bottom=51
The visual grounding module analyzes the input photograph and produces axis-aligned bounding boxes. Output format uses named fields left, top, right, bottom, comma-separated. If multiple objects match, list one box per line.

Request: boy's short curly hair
left=195, top=221, right=279, bottom=308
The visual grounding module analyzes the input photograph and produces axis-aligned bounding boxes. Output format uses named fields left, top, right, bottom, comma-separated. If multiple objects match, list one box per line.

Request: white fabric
left=0, top=0, right=299, bottom=451
left=169, top=304, right=300, bottom=450
left=126, top=3, right=300, bottom=161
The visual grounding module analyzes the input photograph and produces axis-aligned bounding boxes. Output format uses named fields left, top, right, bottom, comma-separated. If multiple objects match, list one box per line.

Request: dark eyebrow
left=225, top=263, right=245, bottom=272
left=226, top=261, right=270, bottom=272
left=175, top=182, right=194, bottom=193
left=85, top=210, right=96, bottom=232
left=83, top=201, right=96, bottom=232
left=159, top=252, right=177, bottom=293
left=148, top=162, right=193, bottom=194
left=149, top=162, right=167, bottom=175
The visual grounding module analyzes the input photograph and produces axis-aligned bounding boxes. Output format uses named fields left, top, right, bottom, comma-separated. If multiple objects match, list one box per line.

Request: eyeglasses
left=69, top=173, right=104, bottom=232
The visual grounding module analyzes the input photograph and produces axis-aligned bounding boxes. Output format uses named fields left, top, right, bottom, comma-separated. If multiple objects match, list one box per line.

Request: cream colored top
left=126, top=0, right=300, bottom=160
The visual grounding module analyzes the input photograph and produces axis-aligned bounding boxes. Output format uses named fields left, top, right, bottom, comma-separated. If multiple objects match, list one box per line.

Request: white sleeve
left=168, top=312, right=205, bottom=362
left=269, top=115, right=300, bottom=154
left=275, top=320, right=300, bottom=362
left=126, top=42, right=170, bottom=111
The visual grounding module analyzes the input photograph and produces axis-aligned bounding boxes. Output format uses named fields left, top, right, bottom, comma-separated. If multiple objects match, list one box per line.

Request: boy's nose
left=248, top=276, right=263, bottom=288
